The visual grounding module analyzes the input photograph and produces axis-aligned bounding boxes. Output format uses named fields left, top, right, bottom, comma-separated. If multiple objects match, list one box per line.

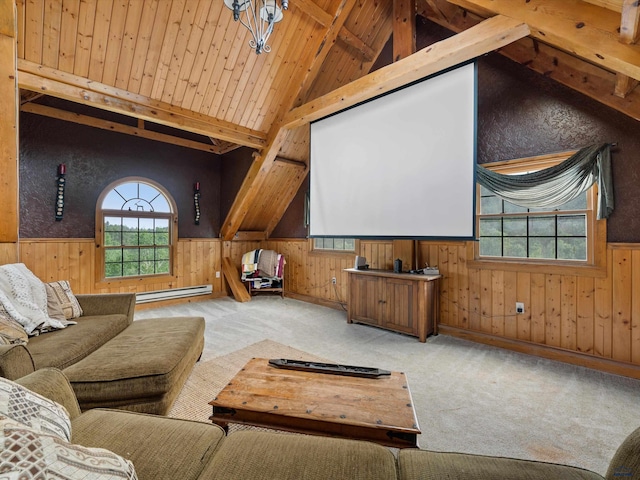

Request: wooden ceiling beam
left=0, top=0, right=19, bottom=249
left=295, top=0, right=376, bottom=60
left=448, top=0, right=640, bottom=81
left=418, top=0, right=640, bottom=120
left=17, top=60, right=266, bottom=149
left=394, top=0, right=417, bottom=61
left=283, top=14, right=530, bottom=129
left=221, top=0, right=360, bottom=240
left=20, top=103, right=224, bottom=154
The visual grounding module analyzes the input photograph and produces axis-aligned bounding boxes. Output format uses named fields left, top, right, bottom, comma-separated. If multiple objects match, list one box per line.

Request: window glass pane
left=123, top=249, right=139, bottom=262
left=105, top=231, right=121, bottom=246
left=104, top=217, right=121, bottom=230
left=123, top=217, right=138, bottom=230
left=155, top=232, right=168, bottom=245
left=529, top=216, right=555, bottom=236
left=503, top=201, right=528, bottom=214
left=334, top=238, right=345, bottom=250
left=558, top=238, right=587, bottom=260
left=344, top=239, right=355, bottom=250
left=155, top=218, right=169, bottom=230
left=529, top=237, right=556, bottom=259
left=479, top=218, right=501, bottom=237
left=122, top=232, right=139, bottom=246
left=503, top=218, right=526, bottom=236
left=139, top=248, right=155, bottom=261
left=139, top=261, right=155, bottom=275
left=480, top=195, right=502, bottom=214
left=314, top=238, right=324, bottom=249
left=558, top=192, right=587, bottom=211
left=139, top=218, right=154, bottom=230
left=150, top=195, right=171, bottom=213
left=157, top=260, right=170, bottom=274
left=115, top=183, right=138, bottom=200
left=156, top=247, right=170, bottom=260
left=105, top=263, right=122, bottom=278
left=102, top=191, right=125, bottom=210
left=557, top=215, right=586, bottom=236
left=504, top=238, right=527, bottom=257
left=123, top=262, right=139, bottom=276
left=479, top=237, right=502, bottom=256
left=105, top=249, right=122, bottom=263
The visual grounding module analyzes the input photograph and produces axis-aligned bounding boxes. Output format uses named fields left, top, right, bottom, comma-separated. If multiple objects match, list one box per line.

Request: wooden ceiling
left=13, top=0, right=640, bottom=240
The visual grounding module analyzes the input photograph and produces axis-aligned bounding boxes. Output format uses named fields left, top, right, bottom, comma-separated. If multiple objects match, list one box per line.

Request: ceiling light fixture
left=224, top=0, right=288, bottom=54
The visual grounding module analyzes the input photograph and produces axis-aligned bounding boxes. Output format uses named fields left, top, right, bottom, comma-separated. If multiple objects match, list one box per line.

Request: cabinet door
left=383, top=278, right=418, bottom=335
left=349, top=274, right=383, bottom=326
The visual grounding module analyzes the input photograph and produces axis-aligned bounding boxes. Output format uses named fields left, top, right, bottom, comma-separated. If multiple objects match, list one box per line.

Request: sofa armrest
left=0, top=344, right=35, bottom=380
left=15, top=368, right=82, bottom=419
left=75, top=293, right=136, bottom=325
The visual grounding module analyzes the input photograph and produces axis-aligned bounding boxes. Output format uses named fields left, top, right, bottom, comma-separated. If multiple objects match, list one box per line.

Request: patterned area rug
left=168, top=339, right=327, bottom=424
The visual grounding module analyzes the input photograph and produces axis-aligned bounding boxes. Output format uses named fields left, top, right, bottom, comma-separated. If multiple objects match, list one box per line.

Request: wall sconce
left=55, top=164, right=66, bottom=221
left=194, top=182, right=201, bottom=225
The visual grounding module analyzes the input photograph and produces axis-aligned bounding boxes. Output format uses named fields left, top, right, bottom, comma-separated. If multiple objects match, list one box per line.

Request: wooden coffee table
left=209, top=357, right=421, bottom=448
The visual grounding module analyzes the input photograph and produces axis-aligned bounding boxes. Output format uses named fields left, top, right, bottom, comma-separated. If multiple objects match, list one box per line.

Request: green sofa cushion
left=64, top=317, right=205, bottom=414
left=27, top=313, right=130, bottom=370
left=199, top=430, right=398, bottom=480
left=398, top=449, right=604, bottom=480
left=72, top=408, right=225, bottom=480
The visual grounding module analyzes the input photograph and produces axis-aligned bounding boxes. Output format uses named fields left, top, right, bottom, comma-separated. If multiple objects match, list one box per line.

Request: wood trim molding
left=440, top=325, right=640, bottom=380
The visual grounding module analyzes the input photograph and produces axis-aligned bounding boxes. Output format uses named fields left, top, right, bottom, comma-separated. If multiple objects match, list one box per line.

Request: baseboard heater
left=135, top=285, right=213, bottom=304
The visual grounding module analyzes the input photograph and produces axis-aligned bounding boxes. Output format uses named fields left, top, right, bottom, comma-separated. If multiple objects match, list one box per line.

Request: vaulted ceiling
left=13, top=0, right=640, bottom=240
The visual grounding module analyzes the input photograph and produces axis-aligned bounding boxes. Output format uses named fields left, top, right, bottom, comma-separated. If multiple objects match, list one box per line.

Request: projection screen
left=309, top=62, right=476, bottom=239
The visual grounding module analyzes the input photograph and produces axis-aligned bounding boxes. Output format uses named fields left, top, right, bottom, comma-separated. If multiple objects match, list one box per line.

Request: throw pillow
left=0, top=417, right=138, bottom=479
left=46, top=280, right=83, bottom=320
left=45, top=283, right=66, bottom=322
left=0, top=376, right=71, bottom=442
left=0, top=305, right=28, bottom=346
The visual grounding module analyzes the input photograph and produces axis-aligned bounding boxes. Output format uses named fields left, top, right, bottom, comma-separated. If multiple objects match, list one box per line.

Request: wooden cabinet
left=346, top=268, right=440, bottom=342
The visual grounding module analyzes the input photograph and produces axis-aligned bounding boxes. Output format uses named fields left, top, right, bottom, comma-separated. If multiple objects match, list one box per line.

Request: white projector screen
left=310, top=62, right=476, bottom=239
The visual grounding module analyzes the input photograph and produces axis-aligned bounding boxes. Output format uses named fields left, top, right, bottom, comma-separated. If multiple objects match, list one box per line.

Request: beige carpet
left=168, top=339, right=327, bottom=423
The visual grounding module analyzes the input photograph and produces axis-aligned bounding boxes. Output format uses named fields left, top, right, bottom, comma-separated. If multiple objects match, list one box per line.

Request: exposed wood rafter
left=17, top=61, right=266, bottom=149
left=221, top=0, right=360, bottom=240
left=448, top=0, right=640, bottom=81
left=295, top=0, right=376, bottom=60
left=20, top=103, right=225, bottom=154
left=418, top=0, right=640, bottom=120
left=394, top=0, right=417, bottom=61
left=283, top=15, right=531, bottom=129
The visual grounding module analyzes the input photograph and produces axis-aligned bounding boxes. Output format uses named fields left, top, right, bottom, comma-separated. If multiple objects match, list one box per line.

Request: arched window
left=97, top=178, right=177, bottom=280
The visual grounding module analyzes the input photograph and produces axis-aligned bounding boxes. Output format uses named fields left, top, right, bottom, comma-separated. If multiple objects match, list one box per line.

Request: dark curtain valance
left=475, top=143, right=614, bottom=219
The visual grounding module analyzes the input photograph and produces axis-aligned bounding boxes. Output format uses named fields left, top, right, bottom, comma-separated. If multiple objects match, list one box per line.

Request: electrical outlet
left=516, top=302, right=525, bottom=314
left=331, top=277, right=337, bottom=284
left=215, top=271, right=220, bottom=278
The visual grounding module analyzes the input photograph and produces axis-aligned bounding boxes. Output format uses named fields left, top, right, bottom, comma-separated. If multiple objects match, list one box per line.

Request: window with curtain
left=474, top=150, right=606, bottom=271
left=97, top=178, right=177, bottom=280
left=478, top=186, right=588, bottom=261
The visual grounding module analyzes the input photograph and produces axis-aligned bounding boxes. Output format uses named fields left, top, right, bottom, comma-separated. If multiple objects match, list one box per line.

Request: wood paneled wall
left=18, top=238, right=223, bottom=295
left=418, top=241, right=640, bottom=376
left=9, top=236, right=640, bottom=376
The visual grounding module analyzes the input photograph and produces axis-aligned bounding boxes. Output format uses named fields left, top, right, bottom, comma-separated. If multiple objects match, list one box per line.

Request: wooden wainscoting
left=418, top=241, right=640, bottom=377
left=17, top=238, right=224, bottom=296
left=223, top=239, right=396, bottom=308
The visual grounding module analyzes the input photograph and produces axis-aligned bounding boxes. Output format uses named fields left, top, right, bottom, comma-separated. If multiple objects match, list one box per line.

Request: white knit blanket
left=0, top=264, right=68, bottom=335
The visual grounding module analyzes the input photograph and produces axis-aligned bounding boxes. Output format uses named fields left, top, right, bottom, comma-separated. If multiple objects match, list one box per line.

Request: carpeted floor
left=138, top=296, right=640, bottom=476
left=169, top=339, right=326, bottom=422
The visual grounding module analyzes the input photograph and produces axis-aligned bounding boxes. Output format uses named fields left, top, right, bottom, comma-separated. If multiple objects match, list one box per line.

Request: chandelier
left=224, top=0, right=289, bottom=54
